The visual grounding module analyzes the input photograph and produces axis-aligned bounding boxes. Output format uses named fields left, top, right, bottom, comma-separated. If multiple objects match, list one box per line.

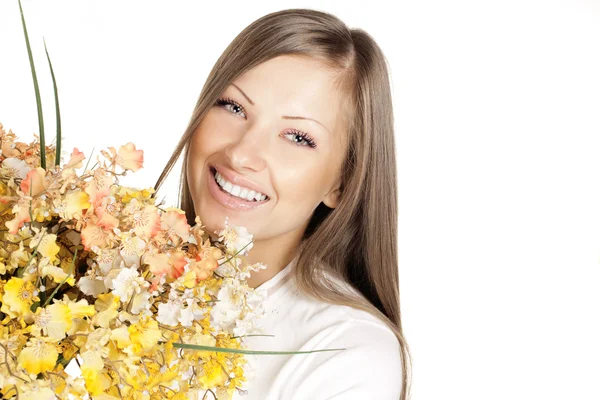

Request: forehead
left=231, top=55, right=347, bottom=144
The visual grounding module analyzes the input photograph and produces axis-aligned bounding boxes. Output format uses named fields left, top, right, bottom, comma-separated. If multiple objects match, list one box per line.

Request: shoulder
left=275, top=314, right=403, bottom=399
left=272, top=278, right=403, bottom=399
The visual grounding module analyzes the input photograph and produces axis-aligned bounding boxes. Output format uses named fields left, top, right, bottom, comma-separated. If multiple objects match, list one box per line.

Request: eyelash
left=214, top=97, right=317, bottom=149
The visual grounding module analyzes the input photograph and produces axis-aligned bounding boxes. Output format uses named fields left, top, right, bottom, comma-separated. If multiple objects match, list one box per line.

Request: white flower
left=78, top=273, right=107, bottom=297
left=157, top=300, right=183, bottom=326
left=112, top=267, right=148, bottom=303
left=215, top=256, right=239, bottom=278
left=2, top=157, right=31, bottom=179
left=233, top=319, right=252, bottom=337
left=119, top=233, right=146, bottom=267
left=238, top=262, right=267, bottom=280
left=210, top=279, right=248, bottom=334
left=179, top=299, right=206, bottom=327
left=95, top=248, right=122, bottom=275
left=233, top=289, right=267, bottom=337
left=130, top=290, right=152, bottom=314
left=217, top=217, right=254, bottom=256
left=178, top=306, right=194, bottom=327
left=248, top=262, right=267, bottom=273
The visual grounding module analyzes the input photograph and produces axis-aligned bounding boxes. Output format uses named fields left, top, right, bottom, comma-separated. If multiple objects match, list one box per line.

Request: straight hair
left=155, top=9, right=412, bottom=399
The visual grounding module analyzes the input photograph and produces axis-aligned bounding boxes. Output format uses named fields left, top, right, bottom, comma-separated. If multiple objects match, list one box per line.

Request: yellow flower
left=198, top=358, right=228, bottom=389
left=92, top=293, right=119, bottom=328
left=41, top=264, right=75, bottom=286
left=1, top=277, right=39, bottom=317
left=128, top=315, right=161, bottom=354
left=30, top=232, right=60, bottom=263
left=109, top=326, right=131, bottom=349
left=182, top=326, right=217, bottom=360
left=57, top=340, right=78, bottom=360
left=119, top=186, right=154, bottom=204
left=90, top=395, right=120, bottom=400
left=63, top=189, right=91, bottom=219
left=64, top=298, right=96, bottom=319
left=180, top=269, right=197, bottom=289
left=31, top=303, right=72, bottom=340
left=80, top=349, right=107, bottom=395
left=18, top=384, right=55, bottom=400
left=18, top=338, right=59, bottom=374
left=8, top=241, right=29, bottom=269
left=146, top=364, right=179, bottom=390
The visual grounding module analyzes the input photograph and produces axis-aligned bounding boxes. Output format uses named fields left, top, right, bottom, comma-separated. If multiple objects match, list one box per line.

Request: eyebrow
left=231, top=83, right=330, bottom=133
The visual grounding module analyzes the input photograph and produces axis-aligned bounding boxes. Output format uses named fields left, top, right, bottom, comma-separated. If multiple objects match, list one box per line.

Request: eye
left=282, top=130, right=317, bottom=149
left=215, top=97, right=317, bottom=149
left=215, top=97, right=247, bottom=118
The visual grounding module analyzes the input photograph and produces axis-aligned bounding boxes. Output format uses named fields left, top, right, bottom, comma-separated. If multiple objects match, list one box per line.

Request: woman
left=155, top=8, right=412, bottom=400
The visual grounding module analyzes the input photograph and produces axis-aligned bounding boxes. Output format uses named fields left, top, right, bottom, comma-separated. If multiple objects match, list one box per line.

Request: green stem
left=172, top=342, right=346, bottom=355
left=43, top=37, right=61, bottom=167
left=43, top=249, right=77, bottom=307
left=18, top=0, right=46, bottom=169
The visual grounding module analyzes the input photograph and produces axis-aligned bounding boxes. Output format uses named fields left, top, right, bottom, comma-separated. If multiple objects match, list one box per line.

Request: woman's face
left=186, top=54, right=347, bottom=242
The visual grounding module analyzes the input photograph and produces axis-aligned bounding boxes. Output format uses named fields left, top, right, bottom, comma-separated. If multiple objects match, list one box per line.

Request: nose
left=224, top=123, right=268, bottom=172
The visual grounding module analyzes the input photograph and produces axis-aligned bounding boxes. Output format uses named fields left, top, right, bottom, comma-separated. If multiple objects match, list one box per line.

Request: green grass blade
left=172, top=342, right=346, bottom=355
left=43, top=37, right=61, bottom=167
left=218, top=240, right=253, bottom=267
left=18, top=0, right=46, bottom=169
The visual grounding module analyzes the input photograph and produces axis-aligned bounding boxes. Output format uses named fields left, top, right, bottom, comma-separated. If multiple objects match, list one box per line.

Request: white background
left=1, top=1, right=599, bottom=399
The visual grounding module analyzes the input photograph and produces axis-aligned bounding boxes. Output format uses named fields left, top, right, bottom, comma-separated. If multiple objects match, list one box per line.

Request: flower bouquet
left=0, top=127, right=269, bottom=399
left=0, top=2, right=342, bottom=399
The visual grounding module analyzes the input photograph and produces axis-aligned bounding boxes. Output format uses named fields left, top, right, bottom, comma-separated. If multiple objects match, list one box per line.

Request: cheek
left=187, top=117, right=227, bottom=169
left=275, top=163, right=328, bottom=207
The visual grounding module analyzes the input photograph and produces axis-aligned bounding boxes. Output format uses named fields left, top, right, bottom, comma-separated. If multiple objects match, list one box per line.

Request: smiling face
left=186, top=54, right=348, bottom=245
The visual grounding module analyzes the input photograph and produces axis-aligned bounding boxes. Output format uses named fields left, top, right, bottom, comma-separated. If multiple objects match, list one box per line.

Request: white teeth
left=214, top=170, right=268, bottom=202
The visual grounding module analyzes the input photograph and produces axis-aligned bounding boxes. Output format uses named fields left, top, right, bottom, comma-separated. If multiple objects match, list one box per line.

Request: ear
left=322, top=179, right=342, bottom=209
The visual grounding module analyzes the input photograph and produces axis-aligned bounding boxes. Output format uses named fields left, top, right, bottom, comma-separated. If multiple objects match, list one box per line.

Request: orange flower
left=189, top=243, right=222, bottom=282
left=95, top=200, right=119, bottom=230
left=64, top=148, right=85, bottom=169
left=145, top=250, right=186, bottom=280
left=5, top=199, right=32, bottom=234
left=116, top=143, right=143, bottom=172
left=85, top=169, right=113, bottom=207
left=130, top=204, right=160, bottom=238
left=161, top=208, right=191, bottom=242
left=189, top=258, right=219, bottom=281
left=81, top=223, right=110, bottom=250
left=20, top=167, right=46, bottom=197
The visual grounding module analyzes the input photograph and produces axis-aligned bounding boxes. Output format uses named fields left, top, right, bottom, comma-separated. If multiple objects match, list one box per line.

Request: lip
left=210, top=164, right=271, bottom=199
left=207, top=167, right=270, bottom=211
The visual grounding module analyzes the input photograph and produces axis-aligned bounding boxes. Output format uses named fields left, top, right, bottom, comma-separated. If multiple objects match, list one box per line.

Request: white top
left=230, top=253, right=403, bottom=400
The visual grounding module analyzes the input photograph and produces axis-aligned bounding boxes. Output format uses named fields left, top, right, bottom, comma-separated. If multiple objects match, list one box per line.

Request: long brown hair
left=155, top=9, right=412, bottom=399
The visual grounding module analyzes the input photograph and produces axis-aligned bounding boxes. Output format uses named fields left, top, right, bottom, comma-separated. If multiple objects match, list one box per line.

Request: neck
left=240, top=226, right=306, bottom=289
